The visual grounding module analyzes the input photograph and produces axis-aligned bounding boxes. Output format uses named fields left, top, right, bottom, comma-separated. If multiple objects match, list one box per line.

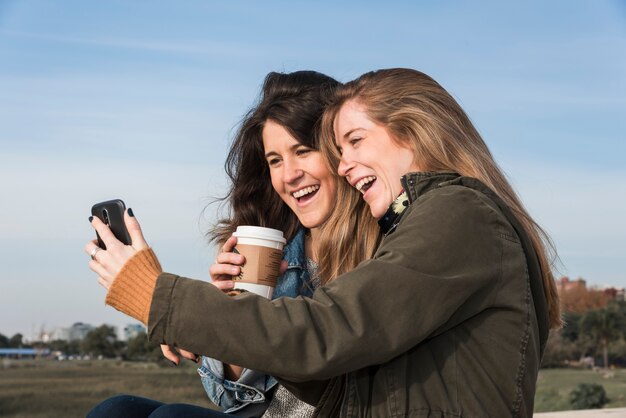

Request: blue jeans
left=86, top=395, right=232, bottom=418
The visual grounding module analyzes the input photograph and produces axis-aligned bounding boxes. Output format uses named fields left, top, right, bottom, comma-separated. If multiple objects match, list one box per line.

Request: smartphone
left=91, top=199, right=131, bottom=249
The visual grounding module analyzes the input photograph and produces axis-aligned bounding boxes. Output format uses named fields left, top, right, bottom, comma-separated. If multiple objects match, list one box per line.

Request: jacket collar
left=400, top=172, right=460, bottom=204
left=378, top=172, right=460, bottom=235
left=283, top=228, right=307, bottom=269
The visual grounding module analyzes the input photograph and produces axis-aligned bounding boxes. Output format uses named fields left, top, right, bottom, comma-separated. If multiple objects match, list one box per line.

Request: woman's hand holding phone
left=85, top=208, right=149, bottom=290
left=86, top=204, right=201, bottom=365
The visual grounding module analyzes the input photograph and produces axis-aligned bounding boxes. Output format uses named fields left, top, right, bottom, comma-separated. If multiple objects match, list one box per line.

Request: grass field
left=535, top=368, right=626, bottom=412
left=2, top=360, right=626, bottom=417
left=0, top=359, right=215, bottom=418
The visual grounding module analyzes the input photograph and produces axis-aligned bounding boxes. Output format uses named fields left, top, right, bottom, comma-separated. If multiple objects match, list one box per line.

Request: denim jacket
left=197, top=229, right=314, bottom=415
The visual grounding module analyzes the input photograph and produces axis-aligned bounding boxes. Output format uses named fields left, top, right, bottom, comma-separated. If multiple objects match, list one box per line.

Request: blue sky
left=0, top=0, right=624, bottom=338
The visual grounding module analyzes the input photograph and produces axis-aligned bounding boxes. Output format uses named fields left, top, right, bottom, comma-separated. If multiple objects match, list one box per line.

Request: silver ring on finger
left=90, top=246, right=101, bottom=261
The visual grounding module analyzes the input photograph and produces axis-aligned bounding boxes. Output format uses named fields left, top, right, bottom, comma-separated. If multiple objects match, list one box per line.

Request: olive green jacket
left=148, top=172, right=549, bottom=417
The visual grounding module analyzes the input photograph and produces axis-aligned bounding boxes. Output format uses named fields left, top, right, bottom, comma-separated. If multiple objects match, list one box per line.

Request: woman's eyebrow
left=342, top=128, right=363, bottom=140
left=264, top=144, right=302, bottom=159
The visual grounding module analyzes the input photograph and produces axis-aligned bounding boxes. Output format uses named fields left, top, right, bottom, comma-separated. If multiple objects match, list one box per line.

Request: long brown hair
left=320, top=68, right=561, bottom=328
left=211, top=71, right=379, bottom=283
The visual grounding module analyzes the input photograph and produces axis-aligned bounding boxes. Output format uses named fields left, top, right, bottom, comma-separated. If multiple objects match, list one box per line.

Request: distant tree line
left=0, top=325, right=164, bottom=362
left=0, top=332, right=26, bottom=348
left=543, top=284, right=626, bottom=368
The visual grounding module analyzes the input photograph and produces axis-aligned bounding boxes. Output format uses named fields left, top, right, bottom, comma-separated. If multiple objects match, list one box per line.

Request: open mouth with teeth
left=355, top=176, right=376, bottom=194
left=292, top=185, right=320, bottom=203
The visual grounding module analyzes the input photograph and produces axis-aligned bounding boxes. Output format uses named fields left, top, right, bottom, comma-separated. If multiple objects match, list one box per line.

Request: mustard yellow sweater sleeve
left=105, top=248, right=163, bottom=325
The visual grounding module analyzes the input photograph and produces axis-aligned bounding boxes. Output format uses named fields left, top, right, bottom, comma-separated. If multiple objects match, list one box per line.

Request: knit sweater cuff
left=105, top=248, right=163, bottom=325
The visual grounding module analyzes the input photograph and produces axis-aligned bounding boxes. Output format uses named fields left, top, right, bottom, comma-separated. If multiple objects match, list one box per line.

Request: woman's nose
left=282, top=161, right=304, bottom=183
left=338, top=156, right=354, bottom=177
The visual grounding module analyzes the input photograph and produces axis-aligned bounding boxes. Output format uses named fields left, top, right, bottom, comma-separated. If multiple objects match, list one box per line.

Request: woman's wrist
left=105, top=247, right=163, bottom=324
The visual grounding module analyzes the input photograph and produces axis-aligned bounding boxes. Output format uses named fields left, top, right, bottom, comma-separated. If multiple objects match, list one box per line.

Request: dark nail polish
left=170, top=360, right=177, bottom=366
left=88, top=216, right=93, bottom=222
left=128, top=208, right=134, bottom=217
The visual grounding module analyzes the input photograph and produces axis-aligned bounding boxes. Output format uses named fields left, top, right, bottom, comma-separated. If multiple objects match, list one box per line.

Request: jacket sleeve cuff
left=105, top=247, right=163, bottom=325
left=147, top=272, right=178, bottom=343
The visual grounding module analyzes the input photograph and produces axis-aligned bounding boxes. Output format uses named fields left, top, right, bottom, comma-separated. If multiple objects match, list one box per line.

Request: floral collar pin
left=378, top=191, right=409, bottom=235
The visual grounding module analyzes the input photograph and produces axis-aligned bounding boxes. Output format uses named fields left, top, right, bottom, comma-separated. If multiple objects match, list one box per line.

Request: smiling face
left=262, top=119, right=337, bottom=230
left=334, top=100, right=421, bottom=219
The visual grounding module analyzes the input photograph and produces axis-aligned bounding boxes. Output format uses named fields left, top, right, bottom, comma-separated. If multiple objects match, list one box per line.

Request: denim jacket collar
left=283, top=228, right=307, bottom=270
left=271, top=228, right=315, bottom=299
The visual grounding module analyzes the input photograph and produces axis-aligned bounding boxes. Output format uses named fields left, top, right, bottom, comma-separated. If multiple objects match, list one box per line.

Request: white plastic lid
left=233, top=226, right=286, bottom=244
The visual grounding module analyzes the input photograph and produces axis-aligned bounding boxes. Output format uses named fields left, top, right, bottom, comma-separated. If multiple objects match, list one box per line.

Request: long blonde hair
left=320, top=68, right=561, bottom=328
left=316, top=144, right=380, bottom=283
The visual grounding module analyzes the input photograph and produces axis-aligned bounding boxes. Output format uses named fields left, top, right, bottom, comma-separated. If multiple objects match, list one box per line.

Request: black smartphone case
left=91, top=199, right=132, bottom=249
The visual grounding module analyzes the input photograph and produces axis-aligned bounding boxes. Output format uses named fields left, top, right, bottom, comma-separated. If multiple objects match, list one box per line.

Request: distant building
left=50, top=322, right=95, bottom=341
left=556, top=277, right=625, bottom=300
left=602, top=286, right=626, bottom=301
left=556, top=276, right=586, bottom=293
left=557, top=276, right=625, bottom=313
left=50, top=327, right=70, bottom=341
left=69, top=322, right=95, bottom=340
left=124, top=324, right=146, bottom=341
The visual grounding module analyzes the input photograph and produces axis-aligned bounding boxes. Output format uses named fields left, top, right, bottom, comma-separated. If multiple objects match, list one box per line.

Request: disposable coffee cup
left=232, top=226, right=286, bottom=298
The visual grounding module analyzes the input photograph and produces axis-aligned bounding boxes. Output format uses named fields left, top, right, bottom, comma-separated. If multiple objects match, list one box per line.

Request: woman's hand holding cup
left=209, top=236, right=245, bottom=293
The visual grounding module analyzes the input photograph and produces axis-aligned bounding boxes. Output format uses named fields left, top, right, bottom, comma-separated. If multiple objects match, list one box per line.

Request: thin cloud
left=2, top=30, right=284, bottom=58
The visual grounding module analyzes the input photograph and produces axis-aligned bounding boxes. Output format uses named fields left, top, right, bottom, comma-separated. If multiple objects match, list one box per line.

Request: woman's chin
left=370, top=206, right=385, bottom=220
